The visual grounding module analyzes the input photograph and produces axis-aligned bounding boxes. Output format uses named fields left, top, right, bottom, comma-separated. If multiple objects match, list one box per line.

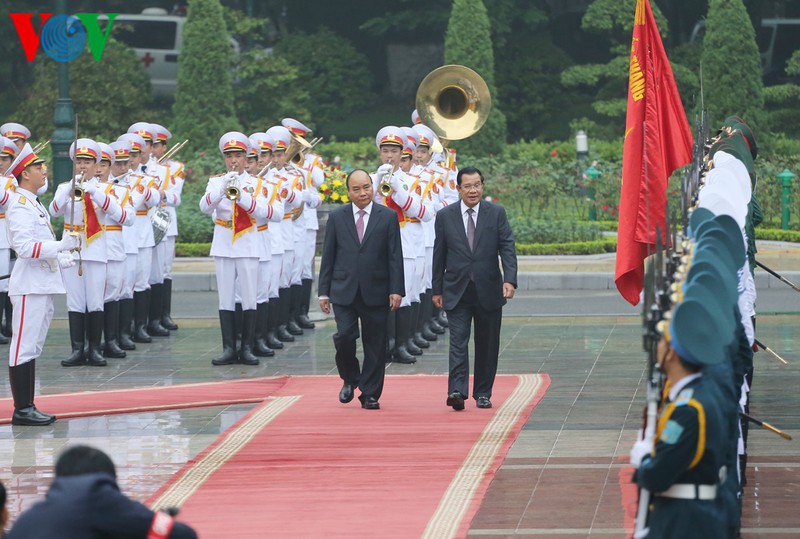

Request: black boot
left=239, top=309, right=260, bottom=365
left=405, top=304, right=423, bottom=356
left=118, top=298, right=136, bottom=350
left=286, top=284, right=304, bottom=336
left=146, top=283, right=170, bottom=337
left=62, top=311, right=87, bottom=366
left=0, top=292, right=9, bottom=344
left=160, top=278, right=178, bottom=330
left=132, top=290, right=152, bottom=343
left=86, top=311, right=107, bottom=366
left=411, top=302, right=430, bottom=349
left=235, top=303, right=243, bottom=340
left=296, top=278, right=316, bottom=329
left=435, top=308, right=449, bottom=328
left=253, top=302, right=274, bottom=357
left=103, top=301, right=126, bottom=358
left=394, top=306, right=417, bottom=364
left=386, top=310, right=396, bottom=363
left=266, top=298, right=284, bottom=349
left=276, top=288, right=295, bottom=342
left=212, top=310, right=238, bottom=365
left=10, top=360, right=55, bottom=426
left=1, top=294, right=12, bottom=338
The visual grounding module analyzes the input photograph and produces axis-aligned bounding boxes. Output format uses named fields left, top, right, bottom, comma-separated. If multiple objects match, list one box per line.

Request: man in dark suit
left=432, top=167, right=517, bottom=410
left=318, top=169, right=405, bottom=410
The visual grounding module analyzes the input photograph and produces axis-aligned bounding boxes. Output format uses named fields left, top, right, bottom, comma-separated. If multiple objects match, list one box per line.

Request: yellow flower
left=332, top=179, right=343, bottom=188
left=320, top=183, right=328, bottom=191
left=341, top=195, right=349, bottom=203
left=331, top=192, right=340, bottom=201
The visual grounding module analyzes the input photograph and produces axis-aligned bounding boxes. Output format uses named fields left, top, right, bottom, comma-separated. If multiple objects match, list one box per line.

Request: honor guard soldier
left=114, top=135, right=146, bottom=350
left=128, top=122, right=172, bottom=338
left=50, top=139, right=123, bottom=367
left=265, top=126, right=307, bottom=342
left=248, top=133, right=284, bottom=356
left=411, top=109, right=422, bottom=125
left=97, top=142, right=135, bottom=359
left=372, top=126, right=433, bottom=363
left=281, top=118, right=324, bottom=330
left=5, top=144, right=80, bottom=424
left=119, top=131, right=162, bottom=343
left=200, top=132, right=269, bottom=365
left=0, top=138, right=19, bottom=346
left=151, top=124, right=185, bottom=331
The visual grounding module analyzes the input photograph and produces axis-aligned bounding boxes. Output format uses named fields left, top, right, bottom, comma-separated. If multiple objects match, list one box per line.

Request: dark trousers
left=332, top=290, right=388, bottom=400
left=446, top=282, right=502, bottom=400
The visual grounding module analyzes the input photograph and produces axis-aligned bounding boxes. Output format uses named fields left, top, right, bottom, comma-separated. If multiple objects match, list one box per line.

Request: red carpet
left=147, top=374, right=549, bottom=538
left=0, top=377, right=289, bottom=425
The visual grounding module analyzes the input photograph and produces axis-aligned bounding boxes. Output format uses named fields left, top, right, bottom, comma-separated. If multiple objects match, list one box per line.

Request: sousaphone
left=415, top=64, right=492, bottom=143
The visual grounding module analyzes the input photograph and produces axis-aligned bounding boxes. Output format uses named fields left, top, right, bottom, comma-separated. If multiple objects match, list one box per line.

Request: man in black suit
left=318, top=169, right=404, bottom=410
left=432, top=167, right=517, bottom=410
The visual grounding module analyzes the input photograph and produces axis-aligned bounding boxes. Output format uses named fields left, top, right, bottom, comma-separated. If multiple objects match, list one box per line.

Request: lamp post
left=51, top=0, right=75, bottom=190
left=584, top=165, right=600, bottom=222
left=777, top=168, right=795, bottom=230
left=575, top=130, right=594, bottom=220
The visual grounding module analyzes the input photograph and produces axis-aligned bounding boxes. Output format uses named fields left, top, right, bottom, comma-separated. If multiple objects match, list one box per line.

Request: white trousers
left=400, top=257, right=424, bottom=307
left=0, top=249, right=9, bottom=293
left=104, top=260, right=125, bottom=303
left=64, top=260, right=106, bottom=312
left=121, top=253, right=137, bottom=300
left=9, top=294, right=54, bottom=367
left=280, top=249, right=295, bottom=289
left=135, top=247, right=153, bottom=292
left=423, top=246, right=433, bottom=290
left=302, top=229, right=316, bottom=279
left=163, top=235, right=176, bottom=279
left=257, top=260, right=271, bottom=304
left=215, top=256, right=258, bottom=311
left=269, top=253, right=283, bottom=299
left=290, top=239, right=304, bottom=286
left=149, top=240, right=167, bottom=285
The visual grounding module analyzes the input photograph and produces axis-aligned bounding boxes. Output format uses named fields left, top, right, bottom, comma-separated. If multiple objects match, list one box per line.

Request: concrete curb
left=172, top=271, right=800, bottom=292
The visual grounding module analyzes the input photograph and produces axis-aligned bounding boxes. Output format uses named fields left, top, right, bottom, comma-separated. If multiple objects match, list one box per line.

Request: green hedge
left=176, top=243, right=211, bottom=257
left=516, top=238, right=616, bottom=255
left=756, top=228, right=800, bottom=242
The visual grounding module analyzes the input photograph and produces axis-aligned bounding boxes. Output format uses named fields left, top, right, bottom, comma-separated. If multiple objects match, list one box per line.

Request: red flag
left=83, top=194, right=104, bottom=247
left=615, top=0, right=693, bottom=305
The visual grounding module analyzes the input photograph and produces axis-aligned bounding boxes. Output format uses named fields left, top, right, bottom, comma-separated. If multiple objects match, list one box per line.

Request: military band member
left=114, top=135, right=146, bottom=350
left=50, top=139, right=123, bottom=367
left=119, top=131, right=162, bottom=343
left=0, top=137, right=19, bottom=346
left=199, top=132, right=269, bottom=366
left=372, top=126, right=433, bottom=364
left=151, top=124, right=184, bottom=331
left=281, top=118, right=324, bottom=330
left=5, top=143, right=80, bottom=425
left=97, top=143, right=135, bottom=359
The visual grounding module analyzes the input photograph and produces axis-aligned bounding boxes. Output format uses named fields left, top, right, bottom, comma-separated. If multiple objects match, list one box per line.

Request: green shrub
left=508, top=216, right=603, bottom=244
left=516, top=238, right=616, bottom=255
left=755, top=229, right=800, bottom=242
left=315, top=138, right=378, bottom=172
left=176, top=243, right=211, bottom=257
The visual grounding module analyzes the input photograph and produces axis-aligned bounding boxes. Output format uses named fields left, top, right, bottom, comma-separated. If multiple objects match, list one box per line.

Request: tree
left=172, top=0, right=240, bottom=154
left=701, top=0, right=766, bottom=131
left=273, top=28, right=372, bottom=131
left=444, top=0, right=507, bottom=156
left=14, top=38, right=151, bottom=140
left=764, top=49, right=800, bottom=137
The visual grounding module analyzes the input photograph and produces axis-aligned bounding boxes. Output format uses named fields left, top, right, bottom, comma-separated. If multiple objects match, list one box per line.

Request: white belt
left=657, top=483, right=717, bottom=500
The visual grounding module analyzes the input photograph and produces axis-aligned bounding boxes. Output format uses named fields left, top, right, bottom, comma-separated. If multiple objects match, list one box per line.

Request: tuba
left=286, top=134, right=313, bottom=168
left=415, top=65, right=492, bottom=143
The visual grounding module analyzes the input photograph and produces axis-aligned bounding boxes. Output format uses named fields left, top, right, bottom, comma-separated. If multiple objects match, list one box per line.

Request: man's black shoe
left=12, top=406, right=56, bottom=426
left=339, top=383, right=355, bottom=404
left=447, top=391, right=465, bottom=411
left=476, top=396, right=492, bottom=409
left=361, top=397, right=380, bottom=410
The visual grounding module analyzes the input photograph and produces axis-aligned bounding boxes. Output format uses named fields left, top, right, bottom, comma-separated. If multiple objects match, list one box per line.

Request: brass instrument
left=378, top=165, right=396, bottom=197
left=286, top=133, right=313, bottom=167
left=157, top=139, right=189, bottom=165
left=225, top=166, right=240, bottom=200
left=256, top=159, right=274, bottom=178
left=72, top=172, right=87, bottom=201
left=415, top=64, right=492, bottom=142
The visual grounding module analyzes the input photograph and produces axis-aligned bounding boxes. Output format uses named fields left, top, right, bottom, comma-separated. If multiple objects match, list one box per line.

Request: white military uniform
left=0, top=174, right=17, bottom=295
left=7, top=188, right=67, bottom=367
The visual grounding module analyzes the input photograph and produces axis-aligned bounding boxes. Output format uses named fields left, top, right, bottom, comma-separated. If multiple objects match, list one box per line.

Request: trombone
left=157, top=139, right=189, bottom=165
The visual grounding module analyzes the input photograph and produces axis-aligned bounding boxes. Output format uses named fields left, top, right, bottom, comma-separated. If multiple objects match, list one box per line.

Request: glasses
left=460, top=183, right=483, bottom=192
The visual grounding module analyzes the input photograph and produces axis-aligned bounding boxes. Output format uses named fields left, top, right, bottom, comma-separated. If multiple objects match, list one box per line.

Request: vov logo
left=9, top=13, right=119, bottom=62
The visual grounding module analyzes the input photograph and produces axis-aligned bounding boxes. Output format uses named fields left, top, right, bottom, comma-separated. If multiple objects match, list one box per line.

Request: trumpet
left=225, top=166, right=240, bottom=200
left=72, top=172, right=87, bottom=201
left=158, top=139, right=189, bottom=165
left=378, top=175, right=393, bottom=197
left=256, top=159, right=274, bottom=178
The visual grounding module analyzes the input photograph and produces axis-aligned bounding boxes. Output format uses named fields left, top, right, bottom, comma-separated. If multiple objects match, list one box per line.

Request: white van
left=112, top=8, right=239, bottom=97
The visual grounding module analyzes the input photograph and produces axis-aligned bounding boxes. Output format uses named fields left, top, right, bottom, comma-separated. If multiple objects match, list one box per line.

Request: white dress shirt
left=460, top=200, right=480, bottom=235
left=353, top=201, right=373, bottom=234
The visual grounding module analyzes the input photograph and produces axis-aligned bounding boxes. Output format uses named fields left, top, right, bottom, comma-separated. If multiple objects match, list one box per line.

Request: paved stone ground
left=0, top=291, right=797, bottom=537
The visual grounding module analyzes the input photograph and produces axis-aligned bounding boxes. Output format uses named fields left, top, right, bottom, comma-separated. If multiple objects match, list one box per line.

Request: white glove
left=629, top=431, right=653, bottom=468
left=83, top=181, right=99, bottom=196
left=57, top=251, right=76, bottom=269
left=389, top=171, right=404, bottom=192
left=377, top=163, right=393, bottom=177
left=301, top=188, right=314, bottom=203
left=58, top=233, right=81, bottom=252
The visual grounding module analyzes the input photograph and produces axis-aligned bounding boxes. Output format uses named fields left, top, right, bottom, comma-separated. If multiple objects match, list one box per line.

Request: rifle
left=754, top=338, right=789, bottom=365
left=755, top=261, right=800, bottom=294
left=634, top=227, right=666, bottom=538
left=740, top=412, right=792, bottom=440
